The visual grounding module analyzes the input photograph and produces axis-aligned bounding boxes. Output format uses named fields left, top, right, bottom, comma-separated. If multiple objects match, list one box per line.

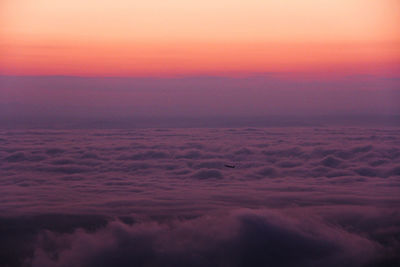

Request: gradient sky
left=1, top=0, right=400, bottom=76
left=1, top=1, right=399, bottom=126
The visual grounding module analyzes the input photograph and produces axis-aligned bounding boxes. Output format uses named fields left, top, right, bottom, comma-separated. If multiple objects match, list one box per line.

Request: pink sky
left=0, top=1, right=399, bottom=125
left=1, top=0, right=399, bottom=76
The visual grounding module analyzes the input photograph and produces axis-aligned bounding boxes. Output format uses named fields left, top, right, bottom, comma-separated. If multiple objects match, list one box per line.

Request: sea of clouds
left=0, top=127, right=399, bottom=267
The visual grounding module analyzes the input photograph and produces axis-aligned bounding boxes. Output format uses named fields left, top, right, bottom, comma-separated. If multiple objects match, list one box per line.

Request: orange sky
left=1, top=0, right=399, bottom=76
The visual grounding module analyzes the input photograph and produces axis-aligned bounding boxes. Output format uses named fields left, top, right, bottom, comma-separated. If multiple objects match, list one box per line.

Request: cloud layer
left=0, top=127, right=399, bottom=266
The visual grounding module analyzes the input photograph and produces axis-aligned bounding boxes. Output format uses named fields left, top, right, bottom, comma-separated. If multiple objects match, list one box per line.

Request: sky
left=0, top=0, right=399, bottom=126
left=1, top=0, right=399, bottom=76
left=0, top=75, right=399, bottom=128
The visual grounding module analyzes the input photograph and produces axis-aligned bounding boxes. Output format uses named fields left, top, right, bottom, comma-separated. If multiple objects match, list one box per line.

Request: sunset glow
left=1, top=0, right=399, bottom=76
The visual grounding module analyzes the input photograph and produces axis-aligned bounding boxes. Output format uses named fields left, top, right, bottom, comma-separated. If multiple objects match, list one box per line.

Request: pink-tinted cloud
left=0, top=127, right=399, bottom=266
left=0, top=75, right=399, bottom=128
